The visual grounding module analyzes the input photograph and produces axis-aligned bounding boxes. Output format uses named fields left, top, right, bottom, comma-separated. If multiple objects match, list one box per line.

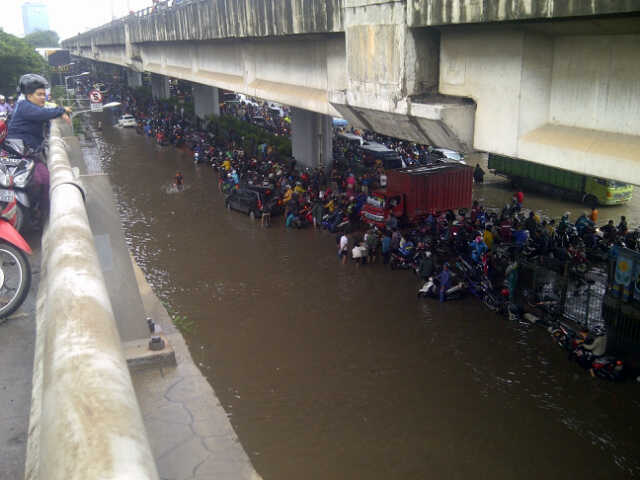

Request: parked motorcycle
left=0, top=125, right=38, bottom=231
left=418, top=276, right=466, bottom=300
left=0, top=197, right=32, bottom=319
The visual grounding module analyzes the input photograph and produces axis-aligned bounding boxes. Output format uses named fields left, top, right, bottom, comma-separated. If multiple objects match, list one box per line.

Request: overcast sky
left=1, top=0, right=151, bottom=41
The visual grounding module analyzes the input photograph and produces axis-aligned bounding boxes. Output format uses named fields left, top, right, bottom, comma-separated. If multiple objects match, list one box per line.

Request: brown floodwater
left=90, top=115, right=639, bottom=479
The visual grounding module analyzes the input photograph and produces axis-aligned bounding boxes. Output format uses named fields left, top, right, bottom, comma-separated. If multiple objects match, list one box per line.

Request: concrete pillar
left=127, top=70, right=142, bottom=88
left=192, top=84, right=220, bottom=119
left=291, top=107, right=333, bottom=172
left=151, top=74, right=170, bottom=100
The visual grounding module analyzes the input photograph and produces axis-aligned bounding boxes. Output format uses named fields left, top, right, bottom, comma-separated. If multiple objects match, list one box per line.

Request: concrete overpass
left=63, top=1, right=640, bottom=184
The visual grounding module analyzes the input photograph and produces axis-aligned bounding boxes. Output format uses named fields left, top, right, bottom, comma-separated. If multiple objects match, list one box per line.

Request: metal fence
left=518, top=258, right=607, bottom=330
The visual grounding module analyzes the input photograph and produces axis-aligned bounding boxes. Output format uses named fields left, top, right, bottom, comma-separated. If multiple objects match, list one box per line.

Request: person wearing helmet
left=8, top=74, right=71, bottom=150
left=7, top=74, right=71, bottom=223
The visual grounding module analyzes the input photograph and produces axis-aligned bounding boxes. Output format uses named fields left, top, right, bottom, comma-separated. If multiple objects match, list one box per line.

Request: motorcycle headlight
left=0, top=166, right=11, bottom=188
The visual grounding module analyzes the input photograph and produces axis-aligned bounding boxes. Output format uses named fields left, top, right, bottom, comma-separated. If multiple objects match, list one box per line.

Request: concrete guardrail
left=25, top=119, right=159, bottom=479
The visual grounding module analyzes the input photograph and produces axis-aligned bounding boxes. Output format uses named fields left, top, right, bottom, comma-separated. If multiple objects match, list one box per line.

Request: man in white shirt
left=339, top=233, right=349, bottom=264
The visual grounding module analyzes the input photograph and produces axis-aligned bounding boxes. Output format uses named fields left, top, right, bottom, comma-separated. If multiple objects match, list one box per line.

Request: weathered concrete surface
left=65, top=133, right=150, bottom=342
left=127, top=70, right=143, bottom=88
left=152, top=74, right=171, bottom=100
left=70, top=0, right=343, bottom=48
left=0, top=232, right=40, bottom=480
left=64, top=1, right=640, bottom=181
left=439, top=27, right=640, bottom=183
left=408, top=0, right=640, bottom=26
left=131, top=262, right=262, bottom=480
left=26, top=121, right=159, bottom=480
left=193, top=85, right=220, bottom=119
left=335, top=0, right=476, bottom=150
left=291, top=107, right=333, bottom=171
left=69, top=35, right=347, bottom=118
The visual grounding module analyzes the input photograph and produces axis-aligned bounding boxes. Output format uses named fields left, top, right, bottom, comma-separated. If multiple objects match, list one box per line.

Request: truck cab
left=584, top=177, right=633, bottom=206
left=361, top=192, right=404, bottom=228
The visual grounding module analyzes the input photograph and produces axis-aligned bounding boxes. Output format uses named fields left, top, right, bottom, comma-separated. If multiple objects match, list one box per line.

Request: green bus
left=488, top=154, right=633, bottom=207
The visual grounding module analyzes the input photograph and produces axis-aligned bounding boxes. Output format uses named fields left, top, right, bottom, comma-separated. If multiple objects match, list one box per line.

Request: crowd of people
left=110, top=85, right=635, bottom=289
left=100, top=83, right=639, bottom=370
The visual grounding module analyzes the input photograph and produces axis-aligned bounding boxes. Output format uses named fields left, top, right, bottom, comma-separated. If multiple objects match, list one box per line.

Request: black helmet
left=18, top=74, right=48, bottom=95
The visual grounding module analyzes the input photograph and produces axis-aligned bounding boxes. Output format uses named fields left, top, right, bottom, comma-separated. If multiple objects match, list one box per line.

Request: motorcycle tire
left=0, top=242, right=31, bottom=320
left=483, top=295, right=500, bottom=312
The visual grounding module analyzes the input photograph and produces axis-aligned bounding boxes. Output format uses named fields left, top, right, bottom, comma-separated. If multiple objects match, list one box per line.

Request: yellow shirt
left=483, top=230, right=494, bottom=250
left=294, top=185, right=305, bottom=195
left=283, top=189, right=293, bottom=203
left=325, top=199, right=335, bottom=213
left=222, top=159, right=231, bottom=171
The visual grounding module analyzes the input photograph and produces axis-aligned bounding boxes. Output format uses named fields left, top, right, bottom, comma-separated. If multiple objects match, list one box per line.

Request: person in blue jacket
left=7, top=74, right=71, bottom=221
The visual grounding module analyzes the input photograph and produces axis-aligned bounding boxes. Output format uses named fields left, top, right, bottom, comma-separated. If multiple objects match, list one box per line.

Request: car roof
left=359, top=141, right=396, bottom=153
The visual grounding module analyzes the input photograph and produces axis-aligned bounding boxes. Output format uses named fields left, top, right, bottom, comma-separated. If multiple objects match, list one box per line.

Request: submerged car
left=225, top=187, right=282, bottom=219
left=118, top=114, right=137, bottom=128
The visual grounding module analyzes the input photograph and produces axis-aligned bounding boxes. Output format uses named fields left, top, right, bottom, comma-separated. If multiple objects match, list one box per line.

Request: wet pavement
left=91, top=115, right=640, bottom=479
left=0, top=232, right=40, bottom=480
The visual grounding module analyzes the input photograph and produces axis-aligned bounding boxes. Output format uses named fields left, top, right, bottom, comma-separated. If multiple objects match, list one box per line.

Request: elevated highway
left=63, top=0, right=640, bottom=184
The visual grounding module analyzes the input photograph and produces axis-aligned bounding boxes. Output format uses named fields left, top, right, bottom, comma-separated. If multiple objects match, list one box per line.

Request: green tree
left=0, top=30, right=48, bottom=96
left=24, top=30, right=60, bottom=48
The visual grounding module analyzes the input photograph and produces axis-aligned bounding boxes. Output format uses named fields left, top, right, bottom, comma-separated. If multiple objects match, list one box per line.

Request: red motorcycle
left=0, top=121, right=33, bottom=319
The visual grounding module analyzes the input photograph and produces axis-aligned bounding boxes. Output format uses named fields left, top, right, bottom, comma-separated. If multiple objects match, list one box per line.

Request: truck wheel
left=584, top=195, right=598, bottom=208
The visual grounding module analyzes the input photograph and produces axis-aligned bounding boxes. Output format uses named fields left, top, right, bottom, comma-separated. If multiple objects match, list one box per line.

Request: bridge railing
left=25, top=119, right=159, bottom=480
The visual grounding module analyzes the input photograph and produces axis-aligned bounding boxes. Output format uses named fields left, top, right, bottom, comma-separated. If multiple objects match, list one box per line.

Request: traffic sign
left=89, top=89, right=103, bottom=104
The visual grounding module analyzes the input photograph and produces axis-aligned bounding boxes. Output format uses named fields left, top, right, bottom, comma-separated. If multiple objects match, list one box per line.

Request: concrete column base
left=151, top=74, right=170, bottom=100
left=127, top=70, right=143, bottom=88
left=291, top=107, right=333, bottom=171
left=193, top=85, right=220, bottom=119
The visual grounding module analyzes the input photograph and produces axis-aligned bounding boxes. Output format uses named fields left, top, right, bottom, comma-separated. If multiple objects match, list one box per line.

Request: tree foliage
left=24, top=30, right=60, bottom=48
left=0, top=30, right=48, bottom=96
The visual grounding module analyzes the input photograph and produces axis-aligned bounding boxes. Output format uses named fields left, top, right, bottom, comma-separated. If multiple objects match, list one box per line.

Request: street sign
left=89, top=89, right=103, bottom=112
left=89, top=89, right=103, bottom=104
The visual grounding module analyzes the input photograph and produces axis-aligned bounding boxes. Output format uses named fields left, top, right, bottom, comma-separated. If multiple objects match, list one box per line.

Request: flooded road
left=91, top=117, right=639, bottom=479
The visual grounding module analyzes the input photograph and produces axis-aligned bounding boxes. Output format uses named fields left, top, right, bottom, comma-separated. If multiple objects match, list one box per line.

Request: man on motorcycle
left=7, top=74, right=71, bottom=221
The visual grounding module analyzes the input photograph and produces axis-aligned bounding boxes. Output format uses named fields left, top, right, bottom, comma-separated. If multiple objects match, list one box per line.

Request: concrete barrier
left=25, top=119, right=159, bottom=479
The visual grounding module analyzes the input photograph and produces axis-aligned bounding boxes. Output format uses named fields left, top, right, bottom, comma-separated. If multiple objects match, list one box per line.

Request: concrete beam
left=407, top=0, right=640, bottom=26
left=193, top=85, right=220, bottom=119
left=291, top=107, right=333, bottom=172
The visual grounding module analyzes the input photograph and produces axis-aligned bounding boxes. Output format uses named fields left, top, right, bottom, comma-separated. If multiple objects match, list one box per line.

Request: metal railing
left=25, top=119, right=159, bottom=480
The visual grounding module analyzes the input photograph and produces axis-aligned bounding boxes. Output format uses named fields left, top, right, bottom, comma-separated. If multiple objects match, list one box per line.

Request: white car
left=118, top=114, right=136, bottom=128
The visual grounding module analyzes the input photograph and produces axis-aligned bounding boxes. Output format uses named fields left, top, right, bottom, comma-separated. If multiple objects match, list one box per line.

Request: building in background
left=22, top=2, right=50, bottom=35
